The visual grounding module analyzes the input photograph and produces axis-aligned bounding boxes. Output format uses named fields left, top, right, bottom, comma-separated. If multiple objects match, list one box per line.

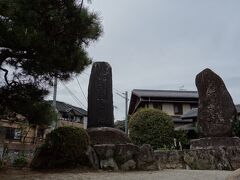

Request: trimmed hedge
left=31, top=126, right=90, bottom=169
left=129, top=108, right=174, bottom=150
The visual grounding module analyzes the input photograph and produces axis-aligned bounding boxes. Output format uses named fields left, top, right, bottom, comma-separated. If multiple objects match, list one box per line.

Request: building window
left=75, top=116, right=84, bottom=123
left=153, top=103, right=162, bottom=110
left=190, top=104, right=198, bottom=109
left=37, top=128, right=45, bottom=138
left=5, top=128, right=22, bottom=141
left=174, top=104, right=183, bottom=115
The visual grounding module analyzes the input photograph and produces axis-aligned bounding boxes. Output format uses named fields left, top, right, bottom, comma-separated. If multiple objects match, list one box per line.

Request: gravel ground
left=0, top=169, right=231, bottom=180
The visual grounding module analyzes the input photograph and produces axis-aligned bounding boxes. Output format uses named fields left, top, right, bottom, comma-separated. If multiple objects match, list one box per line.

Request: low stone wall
left=154, top=146, right=240, bottom=170
left=3, top=142, right=240, bottom=171
left=90, top=143, right=159, bottom=171
left=154, top=150, right=186, bottom=169
left=0, top=143, right=35, bottom=167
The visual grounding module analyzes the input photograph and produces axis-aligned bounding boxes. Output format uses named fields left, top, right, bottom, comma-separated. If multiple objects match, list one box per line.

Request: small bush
left=13, top=154, right=28, bottom=169
left=129, top=108, right=175, bottom=150
left=174, top=130, right=189, bottom=149
left=31, top=126, right=90, bottom=169
left=114, top=120, right=125, bottom=132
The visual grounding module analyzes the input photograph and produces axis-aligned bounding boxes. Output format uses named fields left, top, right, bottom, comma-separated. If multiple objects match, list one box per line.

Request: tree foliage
left=174, top=130, right=189, bottom=149
left=129, top=108, right=175, bottom=150
left=0, top=0, right=102, bottom=123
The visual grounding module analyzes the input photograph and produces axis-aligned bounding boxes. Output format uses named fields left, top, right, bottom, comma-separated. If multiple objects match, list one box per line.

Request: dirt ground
left=0, top=169, right=232, bottom=180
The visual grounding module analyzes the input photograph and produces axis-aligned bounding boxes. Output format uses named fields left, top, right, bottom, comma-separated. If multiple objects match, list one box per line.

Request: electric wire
left=60, top=81, right=87, bottom=109
left=76, top=76, right=87, bottom=102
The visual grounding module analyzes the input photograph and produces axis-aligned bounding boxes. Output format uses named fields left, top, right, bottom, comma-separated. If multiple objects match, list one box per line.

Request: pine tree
left=0, top=0, right=102, bottom=124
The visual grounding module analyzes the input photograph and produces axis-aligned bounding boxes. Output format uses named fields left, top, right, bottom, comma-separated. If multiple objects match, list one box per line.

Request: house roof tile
left=132, top=89, right=198, bottom=99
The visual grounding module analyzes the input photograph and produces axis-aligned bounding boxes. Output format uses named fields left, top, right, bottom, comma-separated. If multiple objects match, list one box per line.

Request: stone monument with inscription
left=87, top=62, right=130, bottom=145
left=191, top=68, right=239, bottom=149
left=87, top=62, right=114, bottom=128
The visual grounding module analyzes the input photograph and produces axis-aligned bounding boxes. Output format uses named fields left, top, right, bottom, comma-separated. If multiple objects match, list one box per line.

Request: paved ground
left=0, top=169, right=232, bottom=180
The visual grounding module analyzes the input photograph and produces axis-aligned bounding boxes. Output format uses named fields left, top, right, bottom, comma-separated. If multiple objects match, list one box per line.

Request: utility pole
left=53, top=76, right=57, bottom=109
left=125, top=91, right=128, bottom=135
left=116, top=91, right=129, bottom=135
left=53, top=76, right=58, bottom=128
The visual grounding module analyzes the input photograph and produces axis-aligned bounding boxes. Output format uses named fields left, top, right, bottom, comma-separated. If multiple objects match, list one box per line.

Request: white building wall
left=83, top=117, right=88, bottom=129
left=148, top=103, right=153, bottom=108
left=162, top=103, right=174, bottom=116
left=183, top=104, right=191, bottom=114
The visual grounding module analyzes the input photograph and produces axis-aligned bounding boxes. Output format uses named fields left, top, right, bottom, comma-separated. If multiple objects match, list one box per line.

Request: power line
left=114, top=88, right=124, bottom=94
left=60, top=81, right=87, bottom=109
left=76, top=76, right=87, bottom=102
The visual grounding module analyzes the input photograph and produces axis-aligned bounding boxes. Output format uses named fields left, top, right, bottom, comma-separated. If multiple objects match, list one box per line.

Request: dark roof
left=172, top=117, right=193, bottom=123
left=181, top=105, right=240, bottom=119
left=128, top=89, right=199, bottom=115
left=48, top=100, right=87, bottom=116
left=181, top=108, right=198, bottom=119
left=132, top=89, right=198, bottom=98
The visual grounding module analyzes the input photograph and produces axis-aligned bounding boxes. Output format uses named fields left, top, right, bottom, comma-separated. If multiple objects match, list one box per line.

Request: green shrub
left=174, top=130, right=189, bottom=149
left=114, top=120, right=125, bottom=132
left=31, top=126, right=90, bottom=169
left=129, top=108, right=175, bottom=150
left=13, top=154, right=28, bottom=169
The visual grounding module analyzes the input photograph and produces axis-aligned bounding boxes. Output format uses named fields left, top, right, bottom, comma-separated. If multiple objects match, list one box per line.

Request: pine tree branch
left=0, top=67, right=9, bottom=86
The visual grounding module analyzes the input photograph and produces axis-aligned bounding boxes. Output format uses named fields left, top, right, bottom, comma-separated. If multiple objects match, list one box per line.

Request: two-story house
left=0, top=101, right=88, bottom=149
left=48, top=100, right=88, bottom=129
left=128, top=89, right=199, bottom=129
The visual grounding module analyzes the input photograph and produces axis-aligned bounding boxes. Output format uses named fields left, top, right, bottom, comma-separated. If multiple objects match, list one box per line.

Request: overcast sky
left=47, top=0, right=240, bottom=120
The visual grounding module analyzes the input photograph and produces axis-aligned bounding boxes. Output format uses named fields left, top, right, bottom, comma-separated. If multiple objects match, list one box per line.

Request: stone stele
left=195, top=68, right=237, bottom=137
left=87, top=62, right=114, bottom=128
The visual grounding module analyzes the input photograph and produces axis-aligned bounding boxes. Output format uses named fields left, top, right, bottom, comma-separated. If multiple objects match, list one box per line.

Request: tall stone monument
left=195, top=68, right=237, bottom=137
left=88, top=62, right=114, bottom=128
left=191, top=68, right=239, bottom=149
left=87, top=62, right=130, bottom=145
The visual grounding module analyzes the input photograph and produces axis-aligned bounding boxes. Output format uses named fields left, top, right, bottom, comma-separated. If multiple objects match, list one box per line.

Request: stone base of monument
left=182, top=137, right=240, bottom=170
left=190, top=137, right=240, bottom=150
left=92, top=143, right=158, bottom=171
left=86, top=127, right=158, bottom=171
left=87, top=127, right=131, bottom=145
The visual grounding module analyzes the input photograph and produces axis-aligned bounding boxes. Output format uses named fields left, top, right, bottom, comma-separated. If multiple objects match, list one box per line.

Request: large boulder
left=92, top=143, right=158, bottom=171
left=87, top=127, right=130, bottom=145
left=184, top=146, right=240, bottom=170
left=93, top=144, right=115, bottom=160
left=114, top=144, right=139, bottom=165
left=120, top=160, right=136, bottom=171
left=183, top=148, right=231, bottom=170
left=195, top=68, right=237, bottom=137
left=154, top=150, right=185, bottom=169
left=100, top=158, right=119, bottom=171
left=86, top=146, right=99, bottom=169
left=93, top=144, right=118, bottom=171
left=137, top=144, right=158, bottom=170
left=87, top=62, right=114, bottom=128
left=190, top=137, right=240, bottom=150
